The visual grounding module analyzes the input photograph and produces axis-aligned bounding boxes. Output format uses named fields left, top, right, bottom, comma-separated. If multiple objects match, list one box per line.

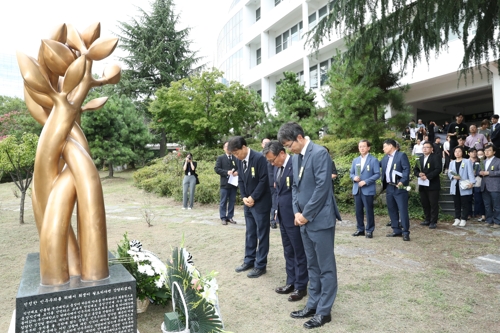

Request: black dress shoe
left=366, top=232, right=373, bottom=238
left=386, top=232, right=403, bottom=237
left=275, top=284, right=294, bottom=294
left=403, top=234, right=410, bottom=241
left=290, top=307, right=316, bottom=319
left=227, top=218, right=237, bottom=224
left=352, top=230, right=365, bottom=236
left=247, top=268, right=266, bottom=278
left=235, top=262, right=253, bottom=273
left=386, top=222, right=392, bottom=226
left=221, top=219, right=228, bottom=225
left=270, top=221, right=278, bottom=229
left=420, top=221, right=430, bottom=226
left=429, top=223, right=437, bottom=229
left=288, top=289, right=307, bottom=302
left=303, top=314, right=332, bottom=329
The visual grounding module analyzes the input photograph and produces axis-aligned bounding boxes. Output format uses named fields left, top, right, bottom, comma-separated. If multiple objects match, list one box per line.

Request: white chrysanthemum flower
left=144, top=266, right=155, bottom=276
left=155, top=279, right=164, bottom=288
left=137, top=265, right=147, bottom=274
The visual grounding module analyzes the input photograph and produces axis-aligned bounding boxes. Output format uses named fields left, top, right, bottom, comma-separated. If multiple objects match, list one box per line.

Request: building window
left=282, top=31, right=289, bottom=50
left=256, top=48, right=261, bottom=65
left=297, top=71, right=304, bottom=86
left=257, top=89, right=262, bottom=96
left=275, top=0, right=281, bottom=6
left=320, top=61, right=329, bottom=86
left=318, top=5, right=328, bottom=21
left=275, top=35, right=282, bottom=54
left=308, top=12, right=317, bottom=30
left=256, top=8, right=261, bottom=22
left=310, top=65, right=318, bottom=89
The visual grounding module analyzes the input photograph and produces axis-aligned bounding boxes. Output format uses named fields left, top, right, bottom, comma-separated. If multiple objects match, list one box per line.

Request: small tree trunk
left=108, top=163, right=114, bottom=178
left=19, top=190, right=26, bottom=224
left=159, top=129, right=167, bottom=157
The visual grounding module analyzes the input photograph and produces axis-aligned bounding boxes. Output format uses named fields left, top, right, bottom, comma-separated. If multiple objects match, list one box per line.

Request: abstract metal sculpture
left=16, top=23, right=121, bottom=285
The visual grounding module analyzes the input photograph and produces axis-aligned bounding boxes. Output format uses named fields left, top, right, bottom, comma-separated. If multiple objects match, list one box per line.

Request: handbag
left=194, top=173, right=200, bottom=185
left=474, top=176, right=482, bottom=188
left=459, top=179, right=472, bottom=190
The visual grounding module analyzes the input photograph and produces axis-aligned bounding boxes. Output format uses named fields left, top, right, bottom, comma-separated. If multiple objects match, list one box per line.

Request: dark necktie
left=298, top=154, right=303, bottom=170
left=277, top=166, right=284, bottom=185
left=243, top=160, right=248, bottom=173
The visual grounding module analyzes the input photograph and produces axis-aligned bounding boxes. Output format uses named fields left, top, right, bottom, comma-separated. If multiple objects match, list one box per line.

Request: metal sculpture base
left=15, top=253, right=137, bottom=333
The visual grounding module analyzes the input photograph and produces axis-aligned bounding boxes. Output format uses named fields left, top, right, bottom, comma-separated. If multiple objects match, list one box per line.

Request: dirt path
left=1, top=170, right=500, bottom=332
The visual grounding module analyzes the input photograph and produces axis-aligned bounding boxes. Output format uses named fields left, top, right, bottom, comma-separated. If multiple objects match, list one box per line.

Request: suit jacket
left=413, top=153, right=442, bottom=191
left=380, top=150, right=411, bottom=189
left=350, top=153, right=380, bottom=195
left=214, top=154, right=238, bottom=188
left=273, top=157, right=294, bottom=227
left=292, top=142, right=341, bottom=231
left=491, top=124, right=500, bottom=157
left=480, top=157, right=500, bottom=192
left=448, top=159, right=475, bottom=195
left=236, top=149, right=272, bottom=214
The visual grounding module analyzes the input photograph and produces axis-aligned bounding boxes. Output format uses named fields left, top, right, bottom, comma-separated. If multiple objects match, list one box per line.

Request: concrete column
left=493, top=72, right=500, bottom=115
left=261, top=77, right=270, bottom=104
left=261, top=31, right=269, bottom=63
left=303, top=55, right=310, bottom=90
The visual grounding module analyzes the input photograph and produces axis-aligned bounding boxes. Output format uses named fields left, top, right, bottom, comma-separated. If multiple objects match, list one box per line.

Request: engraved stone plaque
left=16, top=253, right=137, bottom=333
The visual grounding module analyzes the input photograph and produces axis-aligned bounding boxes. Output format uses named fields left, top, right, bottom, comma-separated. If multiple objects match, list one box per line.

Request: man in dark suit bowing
left=228, top=136, right=272, bottom=278
left=278, top=122, right=341, bottom=329
left=490, top=115, right=500, bottom=158
left=214, top=141, right=238, bottom=225
left=381, top=139, right=411, bottom=241
left=263, top=141, right=308, bottom=302
left=414, top=142, right=442, bottom=229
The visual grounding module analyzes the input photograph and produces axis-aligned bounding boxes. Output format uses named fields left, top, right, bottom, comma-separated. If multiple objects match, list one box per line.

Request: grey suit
left=481, top=157, right=500, bottom=225
left=292, top=142, right=341, bottom=316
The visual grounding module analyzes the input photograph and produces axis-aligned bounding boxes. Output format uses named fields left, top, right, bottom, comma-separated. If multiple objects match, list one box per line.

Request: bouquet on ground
left=164, top=245, right=224, bottom=333
left=113, top=233, right=171, bottom=305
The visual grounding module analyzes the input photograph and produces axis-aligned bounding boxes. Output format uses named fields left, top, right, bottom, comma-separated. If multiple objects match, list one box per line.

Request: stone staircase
left=439, top=175, right=454, bottom=215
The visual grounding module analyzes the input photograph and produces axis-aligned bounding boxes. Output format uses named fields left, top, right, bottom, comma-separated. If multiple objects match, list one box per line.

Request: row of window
left=297, top=58, right=335, bottom=89
left=276, top=21, right=304, bottom=54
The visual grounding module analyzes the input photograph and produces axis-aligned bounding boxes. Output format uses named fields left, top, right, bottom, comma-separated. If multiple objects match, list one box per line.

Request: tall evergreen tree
left=260, top=72, right=321, bottom=139
left=116, top=0, right=201, bottom=155
left=323, top=51, right=409, bottom=145
left=81, top=89, right=153, bottom=177
left=310, top=0, right=500, bottom=76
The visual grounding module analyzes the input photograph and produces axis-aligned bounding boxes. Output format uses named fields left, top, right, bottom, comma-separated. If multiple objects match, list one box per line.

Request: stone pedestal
left=15, top=253, right=137, bottom=333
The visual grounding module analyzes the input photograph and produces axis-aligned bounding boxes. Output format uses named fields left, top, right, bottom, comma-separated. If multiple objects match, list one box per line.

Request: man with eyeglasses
left=278, top=122, right=341, bottom=329
left=263, top=141, right=308, bottom=302
left=479, top=144, right=500, bottom=228
left=414, top=142, right=442, bottom=229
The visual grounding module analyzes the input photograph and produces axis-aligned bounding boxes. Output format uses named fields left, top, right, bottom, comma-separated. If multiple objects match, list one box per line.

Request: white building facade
left=217, top=0, right=500, bottom=125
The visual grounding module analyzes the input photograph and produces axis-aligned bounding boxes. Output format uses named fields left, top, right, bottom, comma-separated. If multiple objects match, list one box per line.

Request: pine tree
left=116, top=0, right=201, bottom=155
left=310, top=0, right=500, bottom=77
left=81, top=89, right=153, bottom=177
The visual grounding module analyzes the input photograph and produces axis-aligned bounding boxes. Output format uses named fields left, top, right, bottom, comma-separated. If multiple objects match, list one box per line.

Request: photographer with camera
left=182, top=153, right=197, bottom=210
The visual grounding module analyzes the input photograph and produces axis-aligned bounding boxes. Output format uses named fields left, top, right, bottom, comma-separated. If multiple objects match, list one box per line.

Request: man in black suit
left=214, top=141, right=238, bottom=225
left=490, top=115, right=500, bottom=158
left=263, top=141, right=308, bottom=302
left=414, top=142, right=442, bottom=229
left=228, top=136, right=272, bottom=278
left=262, top=138, right=277, bottom=229
left=278, top=122, right=341, bottom=329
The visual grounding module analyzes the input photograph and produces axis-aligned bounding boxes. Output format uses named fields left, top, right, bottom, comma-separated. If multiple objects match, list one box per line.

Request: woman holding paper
left=448, top=146, right=475, bottom=227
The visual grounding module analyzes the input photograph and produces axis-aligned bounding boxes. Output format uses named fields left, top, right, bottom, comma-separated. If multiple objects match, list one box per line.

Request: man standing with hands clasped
left=381, top=139, right=411, bottom=241
left=228, top=136, right=271, bottom=278
left=350, top=140, right=380, bottom=238
left=214, top=141, right=238, bottom=225
left=414, top=142, right=442, bottom=229
left=278, top=122, right=341, bottom=329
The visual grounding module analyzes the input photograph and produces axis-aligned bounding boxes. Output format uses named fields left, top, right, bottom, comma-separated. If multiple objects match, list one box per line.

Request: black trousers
left=419, top=189, right=440, bottom=223
left=453, top=193, right=472, bottom=220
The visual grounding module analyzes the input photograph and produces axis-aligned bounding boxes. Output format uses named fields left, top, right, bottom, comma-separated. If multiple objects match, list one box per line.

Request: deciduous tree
left=150, top=69, right=265, bottom=147
left=0, top=133, right=38, bottom=224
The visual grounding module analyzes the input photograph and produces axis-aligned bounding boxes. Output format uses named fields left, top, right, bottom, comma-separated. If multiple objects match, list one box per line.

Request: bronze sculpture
left=17, top=23, right=121, bottom=285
